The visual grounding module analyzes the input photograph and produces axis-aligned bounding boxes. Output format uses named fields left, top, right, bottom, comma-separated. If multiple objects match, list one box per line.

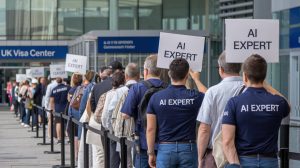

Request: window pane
left=0, top=0, right=5, bottom=38
left=119, top=0, right=137, bottom=30
left=6, top=0, right=30, bottom=40
left=190, top=0, right=206, bottom=30
left=31, top=0, right=57, bottom=40
left=138, top=0, right=162, bottom=29
left=85, top=0, right=109, bottom=32
left=58, top=0, right=83, bottom=38
left=162, top=0, right=188, bottom=30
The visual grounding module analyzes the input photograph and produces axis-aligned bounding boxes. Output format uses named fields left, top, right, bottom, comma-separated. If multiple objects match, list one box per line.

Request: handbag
left=86, top=113, right=102, bottom=146
left=70, top=86, right=84, bottom=110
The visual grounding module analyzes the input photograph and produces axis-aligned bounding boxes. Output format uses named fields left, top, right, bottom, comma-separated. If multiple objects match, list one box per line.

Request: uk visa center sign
left=0, top=46, right=68, bottom=59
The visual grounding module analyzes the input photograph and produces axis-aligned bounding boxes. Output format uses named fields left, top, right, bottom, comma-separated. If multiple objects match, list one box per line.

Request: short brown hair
left=112, top=71, right=125, bottom=88
left=243, top=54, right=267, bottom=84
left=169, top=58, right=189, bottom=81
left=144, top=54, right=161, bottom=77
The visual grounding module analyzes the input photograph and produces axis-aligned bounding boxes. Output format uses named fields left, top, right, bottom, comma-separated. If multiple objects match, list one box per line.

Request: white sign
left=16, top=74, right=27, bottom=82
left=225, top=19, right=279, bottom=63
left=65, top=54, right=87, bottom=75
left=26, top=69, right=33, bottom=78
left=50, top=64, right=68, bottom=79
left=30, top=67, right=45, bottom=78
left=157, top=32, right=205, bottom=72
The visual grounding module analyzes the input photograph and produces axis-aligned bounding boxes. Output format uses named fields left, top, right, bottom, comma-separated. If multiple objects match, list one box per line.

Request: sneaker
left=24, top=124, right=30, bottom=128
left=57, top=140, right=62, bottom=144
left=21, top=123, right=25, bottom=126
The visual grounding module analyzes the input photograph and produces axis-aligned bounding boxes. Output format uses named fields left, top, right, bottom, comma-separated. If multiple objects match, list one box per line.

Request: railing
left=30, top=104, right=133, bottom=168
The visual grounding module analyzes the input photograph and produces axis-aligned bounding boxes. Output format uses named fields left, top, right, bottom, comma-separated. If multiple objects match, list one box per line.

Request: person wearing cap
left=50, top=77, right=71, bottom=143
left=90, top=61, right=123, bottom=114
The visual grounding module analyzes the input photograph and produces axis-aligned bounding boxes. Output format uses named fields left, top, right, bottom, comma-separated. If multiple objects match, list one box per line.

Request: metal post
left=83, top=122, right=89, bottom=168
left=69, top=117, right=75, bottom=168
left=61, top=113, right=65, bottom=166
left=280, top=116, right=290, bottom=168
left=44, top=111, right=60, bottom=154
left=38, top=107, right=50, bottom=145
left=120, top=137, right=127, bottom=168
left=104, top=130, right=110, bottom=168
left=35, top=107, right=39, bottom=138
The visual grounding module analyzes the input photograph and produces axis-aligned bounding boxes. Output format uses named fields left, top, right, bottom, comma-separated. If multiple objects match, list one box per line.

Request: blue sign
left=290, top=7, right=300, bottom=25
left=98, top=37, right=159, bottom=53
left=290, top=27, right=300, bottom=48
left=0, top=46, right=68, bottom=59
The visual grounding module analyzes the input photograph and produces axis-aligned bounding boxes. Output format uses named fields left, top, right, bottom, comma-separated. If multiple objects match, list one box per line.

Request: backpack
left=112, top=85, right=134, bottom=138
left=138, top=80, right=168, bottom=129
left=70, top=86, right=84, bottom=110
left=94, top=92, right=108, bottom=124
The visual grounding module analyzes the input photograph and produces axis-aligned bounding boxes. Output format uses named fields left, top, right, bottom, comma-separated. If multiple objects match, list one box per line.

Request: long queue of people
left=10, top=51, right=290, bottom=168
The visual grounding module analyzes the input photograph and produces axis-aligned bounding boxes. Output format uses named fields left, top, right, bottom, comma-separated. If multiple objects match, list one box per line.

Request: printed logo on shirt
left=240, top=104, right=279, bottom=112
left=159, top=99, right=195, bottom=106
left=53, top=87, right=68, bottom=94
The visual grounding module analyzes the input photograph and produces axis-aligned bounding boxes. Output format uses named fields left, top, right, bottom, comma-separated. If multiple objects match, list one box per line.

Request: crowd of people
left=8, top=51, right=290, bottom=168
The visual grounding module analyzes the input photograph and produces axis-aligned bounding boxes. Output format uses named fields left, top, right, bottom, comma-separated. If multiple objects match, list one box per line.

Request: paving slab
left=0, top=107, right=70, bottom=168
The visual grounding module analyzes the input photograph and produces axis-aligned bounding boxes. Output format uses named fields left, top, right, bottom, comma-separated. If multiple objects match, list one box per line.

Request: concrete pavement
left=0, top=107, right=70, bottom=168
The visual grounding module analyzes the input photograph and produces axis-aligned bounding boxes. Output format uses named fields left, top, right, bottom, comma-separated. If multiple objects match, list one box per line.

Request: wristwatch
left=147, top=150, right=155, bottom=156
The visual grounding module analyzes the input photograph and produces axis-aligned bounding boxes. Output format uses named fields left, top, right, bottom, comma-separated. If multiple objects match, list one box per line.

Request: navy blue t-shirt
left=51, top=84, right=71, bottom=113
left=121, top=79, right=164, bottom=150
left=222, top=87, right=290, bottom=155
left=147, top=85, right=204, bottom=142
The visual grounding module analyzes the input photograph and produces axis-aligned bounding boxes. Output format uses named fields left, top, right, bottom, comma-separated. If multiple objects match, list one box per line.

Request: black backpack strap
left=238, top=85, right=246, bottom=95
left=141, top=80, right=154, bottom=89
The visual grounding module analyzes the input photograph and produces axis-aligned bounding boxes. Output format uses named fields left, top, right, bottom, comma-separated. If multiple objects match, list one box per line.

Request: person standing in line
left=33, top=77, right=47, bottom=127
left=50, top=77, right=71, bottom=143
left=197, top=51, right=243, bottom=167
left=222, top=54, right=290, bottom=168
left=45, top=77, right=58, bottom=138
left=19, top=80, right=30, bottom=127
left=121, top=55, right=165, bottom=168
left=12, top=81, right=19, bottom=117
left=101, top=71, right=125, bottom=168
left=146, top=58, right=206, bottom=168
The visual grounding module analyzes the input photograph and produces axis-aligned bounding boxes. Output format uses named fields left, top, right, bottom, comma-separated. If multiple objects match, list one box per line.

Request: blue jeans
left=25, top=109, right=31, bottom=125
left=110, top=140, right=120, bottom=168
left=157, top=143, right=198, bottom=168
left=239, top=155, right=279, bottom=168
left=135, top=149, right=150, bottom=168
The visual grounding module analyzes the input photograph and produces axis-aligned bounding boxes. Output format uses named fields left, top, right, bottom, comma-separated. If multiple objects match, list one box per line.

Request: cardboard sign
left=225, top=19, right=279, bottom=63
left=157, top=32, right=205, bottom=72
left=26, top=69, right=33, bottom=78
left=50, top=64, right=68, bottom=79
left=30, top=67, right=45, bottom=78
left=16, top=74, right=27, bottom=82
left=65, top=54, right=87, bottom=75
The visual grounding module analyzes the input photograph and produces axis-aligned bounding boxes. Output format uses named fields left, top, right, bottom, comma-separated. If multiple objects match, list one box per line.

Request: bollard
left=38, top=107, right=50, bottom=145
left=103, top=129, right=110, bottom=168
left=83, top=122, right=89, bottom=168
left=44, top=111, right=60, bottom=154
left=29, top=109, right=35, bottom=133
left=53, top=113, right=70, bottom=168
left=120, top=137, right=128, bottom=168
left=69, top=117, right=75, bottom=168
left=34, top=107, right=40, bottom=138
left=280, top=123, right=290, bottom=168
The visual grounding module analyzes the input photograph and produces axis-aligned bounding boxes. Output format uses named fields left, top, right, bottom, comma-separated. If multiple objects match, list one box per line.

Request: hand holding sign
left=16, top=74, right=27, bottom=83
left=157, top=32, right=205, bottom=72
left=225, top=19, right=279, bottom=63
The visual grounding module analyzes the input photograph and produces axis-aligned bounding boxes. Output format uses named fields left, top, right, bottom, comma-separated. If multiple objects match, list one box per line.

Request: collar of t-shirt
left=168, top=85, right=186, bottom=89
left=245, top=87, right=267, bottom=93
left=222, top=76, right=242, bottom=83
left=126, top=80, right=137, bottom=85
